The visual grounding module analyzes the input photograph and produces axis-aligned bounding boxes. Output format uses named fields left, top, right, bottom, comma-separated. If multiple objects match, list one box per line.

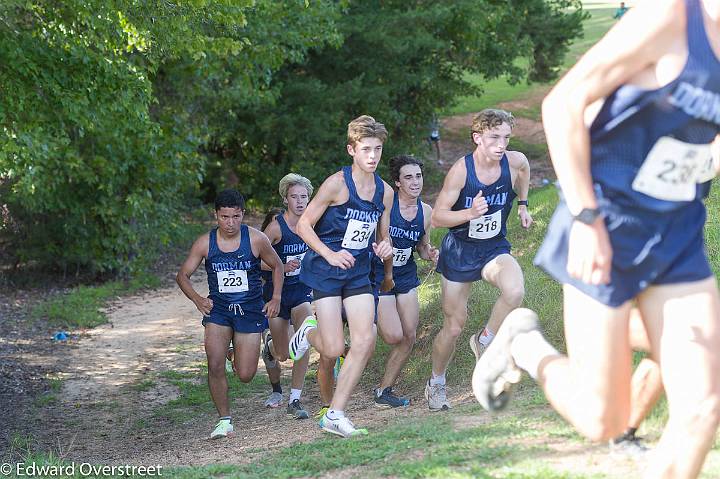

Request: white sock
left=510, top=330, right=559, bottom=380
left=326, top=409, right=344, bottom=420
left=430, top=372, right=446, bottom=386
left=289, top=388, right=302, bottom=403
left=479, top=327, right=495, bottom=346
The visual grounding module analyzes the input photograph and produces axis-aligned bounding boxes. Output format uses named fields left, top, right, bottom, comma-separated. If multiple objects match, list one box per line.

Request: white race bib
left=341, top=218, right=376, bottom=250
left=632, top=136, right=714, bottom=202
left=392, top=247, right=412, bottom=267
left=468, top=209, right=502, bottom=239
left=285, top=252, right=306, bottom=277
left=217, top=269, right=249, bottom=293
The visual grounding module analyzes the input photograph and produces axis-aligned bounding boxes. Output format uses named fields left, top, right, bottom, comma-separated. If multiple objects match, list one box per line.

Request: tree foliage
left=0, top=0, right=585, bottom=275
left=215, top=0, right=586, bottom=203
left=0, top=0, right=340, bottom=274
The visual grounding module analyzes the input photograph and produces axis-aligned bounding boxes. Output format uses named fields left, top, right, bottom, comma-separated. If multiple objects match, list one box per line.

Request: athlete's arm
left=297, top=172, right=356, bottom=270
left=543, top=0, right=678, bottom=215
left=416, top=202, right=439, bottom=264
left=251, top=228, right=283, bottom=319
left=430, top=158, right=488, bottom=228
left=260, top=219, right=280, bottom=272
left=508, top=151, right=533, bottom=229
left=176, top=234, right=213, bottom=315
left=259, top=219, right=298, bottom=274
left=375, top=181, right=395, bottom=292
left=541, top=0, right=679, bottom=284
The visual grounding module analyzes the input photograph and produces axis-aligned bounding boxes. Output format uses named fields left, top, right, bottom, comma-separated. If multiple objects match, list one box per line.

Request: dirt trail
left=20, top=270, right=456, bottom=466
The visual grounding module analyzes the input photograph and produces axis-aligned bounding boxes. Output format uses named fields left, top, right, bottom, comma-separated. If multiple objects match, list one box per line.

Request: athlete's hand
left=567, top=219, right=612, bottom=285
left=325, top=249, right=355, bottom=269
left=263, top=297, right=280, bottom=319
left=518, top=207, right=533, bottom=229
left=467, top=190, right=489, bottom=219
left=372, top=239, right=393, bottom=260
left=425, top=245, right=440, bottom=265
left=380, top=276, right=395, bottom=293
left=194, top=297, right=213, bottom=316
left=284, top=259, right=301, bottom=273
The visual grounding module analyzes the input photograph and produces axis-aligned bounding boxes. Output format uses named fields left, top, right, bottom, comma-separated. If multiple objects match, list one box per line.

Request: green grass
left=445, top=7, right=617, bottom=117
left=164, top=400, right=597, bottom=479
left=30, top=271, right=161, bottom=329
left=154, top=368, right=268, bottom=424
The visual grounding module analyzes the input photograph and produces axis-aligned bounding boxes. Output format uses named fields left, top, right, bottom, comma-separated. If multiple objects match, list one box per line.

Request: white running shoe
left=210, top=419, right=234, bottom=439
left=319, top=414, right=368, bottom=438
left=289, top=318, right=317, bottom=360
left=472, top=308, right=539, bottom=412
left=264, top=391, right=283, bottom=408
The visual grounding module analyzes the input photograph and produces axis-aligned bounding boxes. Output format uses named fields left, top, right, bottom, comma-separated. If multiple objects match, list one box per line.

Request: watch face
left=576, top=208, right=600, bottom=224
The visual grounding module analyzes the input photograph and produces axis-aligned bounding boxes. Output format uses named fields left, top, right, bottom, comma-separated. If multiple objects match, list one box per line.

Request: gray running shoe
left=264, top=391, right=283, bottom=408
left=287, top=399, right=309, bottom=419
left=472, top=308, right=539, bottom=412
left=424, top=379, right=451, bottom=411
left=262, top=329, right=277, bottom=369
left=469, top=333, right=487, bottom=362
left=610, top=433, right=649, bottom=457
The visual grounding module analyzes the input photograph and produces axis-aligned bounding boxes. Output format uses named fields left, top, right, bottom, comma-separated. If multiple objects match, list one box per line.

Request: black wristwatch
left=517, top=200, right=528, bottom=207
left=573, top=207, right=602, bottom=225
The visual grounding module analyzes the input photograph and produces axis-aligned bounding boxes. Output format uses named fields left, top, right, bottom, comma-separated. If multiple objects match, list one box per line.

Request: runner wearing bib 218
left=427, top=109, right=533, bottom=412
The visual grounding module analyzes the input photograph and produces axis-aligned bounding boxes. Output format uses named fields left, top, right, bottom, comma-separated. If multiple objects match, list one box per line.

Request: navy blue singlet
left=588, top=0, right=720, bottom=211
left=263, top=213, right=308, bottom=287
left=312, top=166, right=385, bottom=258
left=449, top=153, right=516, bottom=245
left=205, top=225, right=262, bottom=305
left=300, top=166, right=385, bottom=293
left=372, top=192, right=425, bottom=286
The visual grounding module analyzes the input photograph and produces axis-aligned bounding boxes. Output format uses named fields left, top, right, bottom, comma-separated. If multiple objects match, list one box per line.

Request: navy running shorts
left=300, top=250, right=372, bottom=296
left=202, top=297, right=268, bottom=333
left=436, top=232, right=512, bottom=283
left=534, top=195, right=712, bottom=307
left=263, top=281, right=313, bottom=320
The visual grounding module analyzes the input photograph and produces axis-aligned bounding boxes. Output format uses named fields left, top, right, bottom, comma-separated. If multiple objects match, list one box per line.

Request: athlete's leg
left=289, top=303, right=313, bottom=392
left=232, top=331, right=262, bottom=383
left=535, top=285, right=633, bottom=441
left=268, top=316, right=290, bottom=361
left=377, top=295, right=403, bottom=345
left=263, top=320, right=283, bottom=407
left=481, top=254, right=525, bottom=336
left=380, top=288, right=419, bottom=390
left=309, top=296, right=346, bottom=358
left=205, top=323, right=234, bottom=416
left=637, top=278, right=720, bottom=479
left=431, top=276, right=472, bottom=376
left=331, top=293, right=376, bottom=411
left=317, top=354, right=337, bottom=408
left=625, top=308, right=664, bottom=434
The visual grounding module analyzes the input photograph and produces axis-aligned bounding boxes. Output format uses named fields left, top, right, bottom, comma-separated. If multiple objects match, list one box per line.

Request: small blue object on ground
left=52, top=331, right=68, bottom=341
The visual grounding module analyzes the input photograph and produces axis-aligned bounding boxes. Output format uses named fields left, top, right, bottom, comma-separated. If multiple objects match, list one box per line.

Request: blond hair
left=471, top=109, right=515, bottom=138
left=278, top=173, right=313, bottom=200
left=347, top=115, right=388, bottom=146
